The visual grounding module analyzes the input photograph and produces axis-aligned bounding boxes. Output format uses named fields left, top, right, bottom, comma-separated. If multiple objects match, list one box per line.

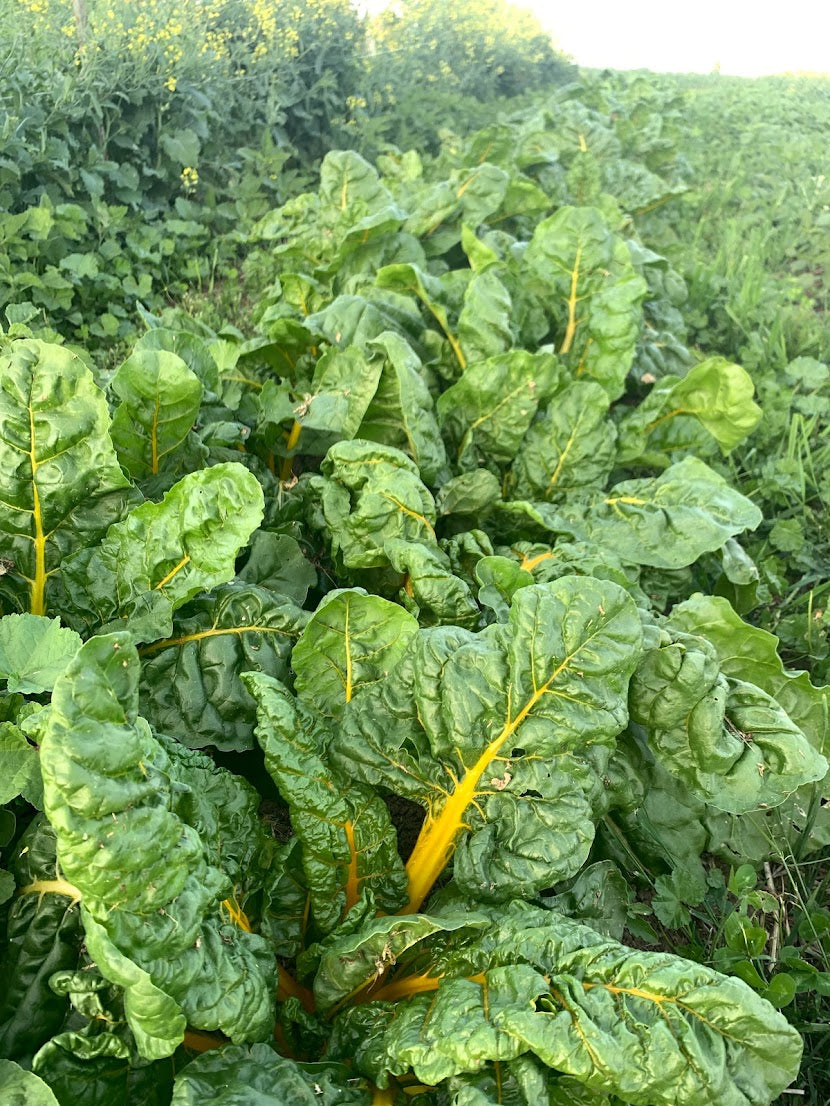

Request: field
left=1, top=3, right=829, bottom=1104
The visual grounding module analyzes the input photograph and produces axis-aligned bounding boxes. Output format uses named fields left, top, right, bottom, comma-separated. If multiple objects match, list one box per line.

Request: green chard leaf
left=39, top=635, right=277, bottom=1057
left=0, top=339, right=134, bottom=616
left=331, top=904, right=802, bottom=1106
left=60, top=463, right=264, bottom=642
left=585, top=457, right=763, bottom=568
left=0, top=614, right=81, bottom=695
left=618, top=356, right=762, bottom=463
left=109, top=349, right=204, bottom=482
left=508, top=380, right=616, bottom=501
left=360, top=331, right=448, bottom=485
left=138, top=582, right=308, bottom=752
left=292, top=589, right=419, bottom=721
left=314, top=441, right=437, bottom=571
left=524, top=206, right=647, bottom=400
left=170, top=1043, right=370, bottom=1106
left=630, top=631, right=827, bottom=812
left=245, top=673, right=408, bottom=934
left=0, top=1060, right=60, bottom=1106
left=331, top=578, right=642, bottom=910
left=437, top=350, right=560, bottom=471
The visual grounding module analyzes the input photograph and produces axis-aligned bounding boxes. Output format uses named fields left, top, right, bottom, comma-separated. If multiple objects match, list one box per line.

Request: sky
left=361, top=0, right=830, bottom=77
left=526, top=0, right=830, bottom=76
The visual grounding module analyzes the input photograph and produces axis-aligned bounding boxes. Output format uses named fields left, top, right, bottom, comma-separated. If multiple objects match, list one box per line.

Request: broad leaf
left=110, top=349, right=203, bottom=481
left=0, top=614, right=81, bottom=694
left=138, top=583, right=307, bottom=751
left=39, top=635, right=277, bottom=1056
left=524, top=207, right=647, bottom=399
left=0, top=340, right=133, bottom=616
left=60, top=463, right=264, bottom=642
left=245, top=674, right=408, bottom=933
left=292, top=589, right=418, bottom=721
left=585, top=457, right=763, bottom=568
left=331, top=578, right=642, bottom=910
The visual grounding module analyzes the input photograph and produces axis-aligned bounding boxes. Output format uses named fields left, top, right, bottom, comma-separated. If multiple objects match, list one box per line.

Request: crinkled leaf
left=0, top=721, right=42, bottom=806
left=631, top=633, right=827, bottom=812
left=40, top=635, right=277, bottom=1056
left=360, top=332, right=447, bottom=485
left=109, top=349, right=203, bottom=481
left=292, top=589, right=418, bottom=721
left=509, top=381, right=615, bottom=501
left=246, top=673, right=408, bottom=934
left=336, top=903, right=802, bottom=1106
left=617, top=357, right=762, bottom=462
left=524, top=207, right=647, bottom=399
left=385, top=539, right=480, bottom=628
left=138, top=582, right=307, bottom=751
left=0, top=818, right=84, bottom=1060
left=437, top=351, right=560, bottom=470
left=332, top=579, right=642, bottom=910
left=316, top=441, right=437, bottom=571
left=0, top=1060, right=60, bottom=1106
left=457, top=270, right=514, bottom=363
left=171, top=1042, right=370, bottom=1106
left=668, top=594, right=829, bottom=755
left=237, top=531, right=317, bottom=605
left=0, top=339, right=133, bottom=616
left=60, top=463, right=264, bottom=642
left=585, top=457, right=763, bottom=569
left=313, top=912, right=487, bottom=1012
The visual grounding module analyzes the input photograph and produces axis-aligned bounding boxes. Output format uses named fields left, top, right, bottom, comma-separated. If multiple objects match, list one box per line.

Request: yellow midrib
left=18, top=877, right=82, bottom=904
left=154, top=554, right=191, bottom=591
left=343, top=821, right=360, bottom=913
left=402, top=653, right=574, bottom=913
left=560, top=244, right=583, bottom=355
left=138, top=624, right=292, bottom=657
left=28, top=400, right=47, bottom=616
left=150, top=393, right=161, bottom=474
left=379, top=493, right=436, bottom=540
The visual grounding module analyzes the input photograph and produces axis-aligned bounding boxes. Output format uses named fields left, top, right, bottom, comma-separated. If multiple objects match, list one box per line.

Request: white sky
left=527, top=0, right=830, bottom=76
left=361, top=0, right=830, bottom=77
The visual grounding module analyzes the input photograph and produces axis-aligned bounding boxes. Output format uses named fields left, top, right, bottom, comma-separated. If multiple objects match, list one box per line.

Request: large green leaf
left=245, top=673, right=408, bottom=934
left=171, top=1043, right=370, bottom=1106
left=0, top=339, right=133, bottom=616
left=0, top=818, right=83, bottom=1060
left=668, top=594, right=829, bottom=754
left=584, top=457, right=763, bottom=569
left=616, top=357, right=762, bottom=463
left=0, top=1060, right=59, bottom=1106
left=457, top=270, right=514, bottom=363
left=109, top=349, right=203, bottom=481
left=60, top=463, right=264, bottom=642
left=39, top=635, right=277, bottom=1056
left=315, top=441, right=437, bottom=571
left=138, top=582, right=307, bottom=751
left=384, top=539, right=481, bottom=628
left=630, top=632, right=828, bottom=812
left=437, top=351, right=560, bottom=470
left=334, top=903, right=802, bottom=1106
left=331, top=578, right=642, bottom=911
left=509, top=381, right=615, bottom=500
left=524, top=207, right=647, bottom=400
left=0, top=614, right=81, bottom=694
left=360, top=332, right=448, bottom=485
left=376, top=263, right=467, bottom=373
left=292, top=589, right=418, bottom=722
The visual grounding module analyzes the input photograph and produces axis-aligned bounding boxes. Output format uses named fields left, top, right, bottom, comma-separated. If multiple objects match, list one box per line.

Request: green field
left=1, top=3, right=828, bottom=1104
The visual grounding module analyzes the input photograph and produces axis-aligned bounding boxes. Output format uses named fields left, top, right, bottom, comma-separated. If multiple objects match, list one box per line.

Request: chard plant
left=1, top=122, right=827, bottom=1105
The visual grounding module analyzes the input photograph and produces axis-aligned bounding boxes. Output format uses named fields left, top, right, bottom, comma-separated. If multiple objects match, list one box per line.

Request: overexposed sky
left=361, top=0, right=830, bottom=77
left=526, top=0, right=830, bottom=76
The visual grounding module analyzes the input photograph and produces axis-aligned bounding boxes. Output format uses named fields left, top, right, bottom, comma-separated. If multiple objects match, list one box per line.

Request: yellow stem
left=280, top=419, right=302, bottom=482
left=18, top=878, right=82, bottom=905
left=560, top=244, right=582, bottom=355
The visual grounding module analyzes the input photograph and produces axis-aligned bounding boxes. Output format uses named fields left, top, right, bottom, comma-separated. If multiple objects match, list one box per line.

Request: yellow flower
left=165, top=75, right=177, bottom=92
